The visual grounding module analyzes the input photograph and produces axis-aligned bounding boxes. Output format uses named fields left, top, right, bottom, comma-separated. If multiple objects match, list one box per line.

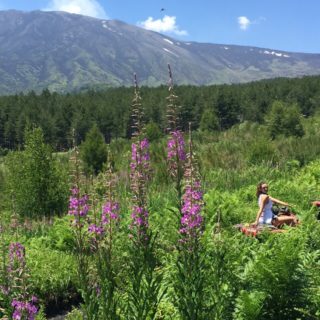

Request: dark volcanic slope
left=0, top=10, right=319, bottom=94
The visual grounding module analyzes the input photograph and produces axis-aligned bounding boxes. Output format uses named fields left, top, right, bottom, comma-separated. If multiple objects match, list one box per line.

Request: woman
left=254, top=182, right=298, bottom=227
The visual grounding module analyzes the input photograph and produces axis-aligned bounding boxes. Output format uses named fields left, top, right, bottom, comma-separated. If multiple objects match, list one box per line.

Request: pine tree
left=80, top=123, right=108, bottom=176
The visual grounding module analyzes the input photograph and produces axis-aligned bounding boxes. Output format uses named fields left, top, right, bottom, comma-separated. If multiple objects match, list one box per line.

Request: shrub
left=5, top=127, right=69, bottom=218
left=266, top=101, right=304, bottom=139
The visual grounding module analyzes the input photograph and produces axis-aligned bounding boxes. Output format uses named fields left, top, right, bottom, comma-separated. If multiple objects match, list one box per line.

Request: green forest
left=1, top=75, right=320, bottom=152
left=0, top=75, right=320, bottom=320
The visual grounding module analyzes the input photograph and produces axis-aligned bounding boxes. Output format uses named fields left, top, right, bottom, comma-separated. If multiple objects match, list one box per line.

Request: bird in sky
left=160, top=8, right=165, bottom=12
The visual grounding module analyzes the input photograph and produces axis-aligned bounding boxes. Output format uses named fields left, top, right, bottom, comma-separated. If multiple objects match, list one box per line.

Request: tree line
left=0, top=75, right=319, bottom=153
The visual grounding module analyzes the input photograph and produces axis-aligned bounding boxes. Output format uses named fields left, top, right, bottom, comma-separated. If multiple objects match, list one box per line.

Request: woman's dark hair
left=256, top=181, right=266, bottom=198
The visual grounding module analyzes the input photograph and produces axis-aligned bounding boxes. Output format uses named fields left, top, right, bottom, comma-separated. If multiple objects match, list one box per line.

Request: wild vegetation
left=0, top=74, right=320, bottom=319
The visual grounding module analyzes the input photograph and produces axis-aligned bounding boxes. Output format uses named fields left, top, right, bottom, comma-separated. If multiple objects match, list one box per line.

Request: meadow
left=0, top=76, right=320, bottom=319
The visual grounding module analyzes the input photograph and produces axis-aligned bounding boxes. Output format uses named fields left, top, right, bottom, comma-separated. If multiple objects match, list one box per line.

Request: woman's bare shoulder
left=259, top=194, right=269, bottom=202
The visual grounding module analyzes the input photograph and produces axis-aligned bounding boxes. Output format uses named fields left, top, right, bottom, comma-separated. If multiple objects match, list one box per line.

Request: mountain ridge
left=0, top=10, right=320, bottom=94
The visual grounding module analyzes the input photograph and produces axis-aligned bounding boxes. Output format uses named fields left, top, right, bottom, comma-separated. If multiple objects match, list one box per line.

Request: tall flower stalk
left=7, top=243, right=38, bottom=320
left=0, top=224, right=38, bottom=320
left=68, top=142, right=98, bottom=319
left=95, top=164, right=121, bottom=319
left=166, top=64, right=182, bottom=135
left=126, top=74, right=164, bottom=320
left=69, top=136, right=122, bottom=319
left=174, top=123, right=207, bottom=320
left=130, top=137, right=150, bottom=244
left=129, top=74, right=150, bottom=245
left=180, top=124, right=204, bottom=245
left=166, top=64, right=186, bottom=217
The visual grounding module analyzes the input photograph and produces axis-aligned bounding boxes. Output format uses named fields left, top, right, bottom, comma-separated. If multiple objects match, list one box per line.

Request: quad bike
left=235, top=205, right=300, bottom=237
left=311, top=200, right=320, bottom=220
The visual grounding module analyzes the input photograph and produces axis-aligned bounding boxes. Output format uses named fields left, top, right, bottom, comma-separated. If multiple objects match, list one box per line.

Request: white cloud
left=237, top=16, right=266, bottom=30
left=238, top=16, right=251, bottom=30
left=138, top=15, right=188, bottom=36
left=43, top=0, right=108, bottom=19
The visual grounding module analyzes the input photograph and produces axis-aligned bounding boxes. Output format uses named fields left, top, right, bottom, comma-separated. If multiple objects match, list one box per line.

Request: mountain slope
left=0, top=10, right=320, bottom=94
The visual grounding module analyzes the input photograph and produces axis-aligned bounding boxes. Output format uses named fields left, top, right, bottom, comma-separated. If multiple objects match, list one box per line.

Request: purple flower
left=88, top=224, right=104, bottom=235
left=130, top=205, right=149, bottom=234
left=130, top=137, right=150, bottom=243
left=12, top=309, right=21, bottom=320
left=140, top=138, right=149, bottom=149
left=167, top=131, right=186, bottom=161
left=68, top=187, right=90, bottom=224
left=8, top=242, right=25, bottom=272
left=11, top=299, right=38, bottom=320
left=102, top=201, right=120, bottom=225
left=180, top=181, right=204, bottom=241
left=129, top=198, right=149, bottom=241
left=130, top=139, right=150, bottom=173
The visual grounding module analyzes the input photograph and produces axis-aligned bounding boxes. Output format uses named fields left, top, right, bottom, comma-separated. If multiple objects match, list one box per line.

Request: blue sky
left=0, top=0, right=319, bottom=53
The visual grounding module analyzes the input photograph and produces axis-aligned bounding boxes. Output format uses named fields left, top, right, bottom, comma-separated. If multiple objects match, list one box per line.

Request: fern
left=233, top=290, right=266, bottom=320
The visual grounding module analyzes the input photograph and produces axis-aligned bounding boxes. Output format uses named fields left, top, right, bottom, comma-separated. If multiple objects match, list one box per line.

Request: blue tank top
left=258, top=194, right=274, bottom=224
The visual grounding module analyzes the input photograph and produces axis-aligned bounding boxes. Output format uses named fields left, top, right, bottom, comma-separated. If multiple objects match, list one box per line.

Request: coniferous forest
left=0, top=74, right=320, bottom=319
left=0, top=75, right=320, bottom=152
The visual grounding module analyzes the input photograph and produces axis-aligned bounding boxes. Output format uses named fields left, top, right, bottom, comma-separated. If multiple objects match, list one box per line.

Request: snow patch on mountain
left=163, top=38, right=174, bottom=45
left=262, top=50, right=290, bottom=58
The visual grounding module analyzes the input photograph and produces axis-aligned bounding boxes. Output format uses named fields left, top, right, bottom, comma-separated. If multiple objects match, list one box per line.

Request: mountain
left=0, top=10, right=320, bottom=94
